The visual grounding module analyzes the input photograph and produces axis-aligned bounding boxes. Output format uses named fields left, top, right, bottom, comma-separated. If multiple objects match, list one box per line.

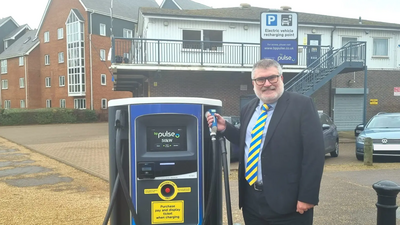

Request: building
left=0, top=30, right=40, bottom=109
left=0, top=0, right=158, bottom=114
left=111, top=5, right=400, bottom=130
left=160, top=0, right=212, bottom=10
left=0, top=17, right=34, bottom=108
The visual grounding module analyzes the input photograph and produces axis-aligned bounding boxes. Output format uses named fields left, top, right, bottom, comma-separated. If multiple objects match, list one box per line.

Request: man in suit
left=207, top=58, right=325, bottom=224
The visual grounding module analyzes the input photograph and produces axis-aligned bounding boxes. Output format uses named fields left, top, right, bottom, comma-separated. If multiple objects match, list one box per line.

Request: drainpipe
left=330, top=26, right=336, bottom=47
left=0, top=69, right=2, bottom=108
left=89, top=10, right=94, bottom=110
left=24, top=56, right=28, bottom=108
left=329, top=26, right=336, bottom=118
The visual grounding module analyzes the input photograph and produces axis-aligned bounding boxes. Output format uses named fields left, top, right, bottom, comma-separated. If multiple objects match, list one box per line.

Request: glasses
left=252, top=75, right=281, bottom=86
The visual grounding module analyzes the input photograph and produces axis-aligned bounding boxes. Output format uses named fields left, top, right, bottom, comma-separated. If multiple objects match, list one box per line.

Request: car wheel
left=330, top=141, right=339, bottom=157
left=356, top=154, right=363, bottom=161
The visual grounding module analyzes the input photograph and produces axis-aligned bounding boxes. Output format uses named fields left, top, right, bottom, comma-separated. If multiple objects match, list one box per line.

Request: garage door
left=334, top=94, right=363, bottom=131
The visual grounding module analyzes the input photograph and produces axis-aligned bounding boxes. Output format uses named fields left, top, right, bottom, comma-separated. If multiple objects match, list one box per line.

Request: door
left=333, top=94, right=363, bottom=131
left=307, top=34, right=321, bottom=67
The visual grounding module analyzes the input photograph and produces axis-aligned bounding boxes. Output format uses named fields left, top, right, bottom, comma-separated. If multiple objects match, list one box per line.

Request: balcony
left=111, top=38, right=331, bottom=69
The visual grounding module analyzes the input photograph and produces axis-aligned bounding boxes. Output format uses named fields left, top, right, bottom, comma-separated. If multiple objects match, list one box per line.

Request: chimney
left=240, top=3, right=251, bottom=8
left=359, top=17, right=362, bottom=25
left=281, top=6, right=292, bottom=11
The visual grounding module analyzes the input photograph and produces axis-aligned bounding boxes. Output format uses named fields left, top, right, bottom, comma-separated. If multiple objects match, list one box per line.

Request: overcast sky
left=1, top=0, right=399, bottom=29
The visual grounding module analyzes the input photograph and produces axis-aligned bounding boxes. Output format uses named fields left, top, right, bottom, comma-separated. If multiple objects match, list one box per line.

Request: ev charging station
left=105, top=97, right=231, bottom=225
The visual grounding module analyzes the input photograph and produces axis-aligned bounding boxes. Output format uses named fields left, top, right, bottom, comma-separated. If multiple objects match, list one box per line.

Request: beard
left=254, top=84, right=284, bottom=104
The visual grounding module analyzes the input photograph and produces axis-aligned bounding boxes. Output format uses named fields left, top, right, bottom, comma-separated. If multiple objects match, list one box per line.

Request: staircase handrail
left=286, top=41, right=366, bottom=91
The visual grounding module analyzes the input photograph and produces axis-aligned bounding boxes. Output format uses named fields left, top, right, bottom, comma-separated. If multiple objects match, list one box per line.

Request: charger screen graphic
left=147, top=127, right=187, bottom=151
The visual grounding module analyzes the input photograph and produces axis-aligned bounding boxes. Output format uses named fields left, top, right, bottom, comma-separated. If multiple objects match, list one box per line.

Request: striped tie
left=246, top=103, right=271, bottom=186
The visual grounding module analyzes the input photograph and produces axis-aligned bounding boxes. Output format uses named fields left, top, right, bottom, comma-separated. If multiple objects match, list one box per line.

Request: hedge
left=0, top=108, right=98, bottom=126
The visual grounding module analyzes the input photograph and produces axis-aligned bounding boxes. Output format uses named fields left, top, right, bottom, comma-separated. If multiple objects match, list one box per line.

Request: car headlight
left=356, top=135, right=365, bottom=144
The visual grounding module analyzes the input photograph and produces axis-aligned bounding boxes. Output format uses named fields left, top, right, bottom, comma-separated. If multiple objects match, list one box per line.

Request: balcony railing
left=112, top=37, right=331, bottom=68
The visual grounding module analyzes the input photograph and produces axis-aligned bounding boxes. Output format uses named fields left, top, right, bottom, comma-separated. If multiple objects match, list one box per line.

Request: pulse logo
left=266, top=14, right=277, bottom=26
left=154, top=131, right=180, bottom=138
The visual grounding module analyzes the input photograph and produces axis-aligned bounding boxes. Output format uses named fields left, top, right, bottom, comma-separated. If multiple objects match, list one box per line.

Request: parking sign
left=261, top=12, right=298, bottom=39
left=260, top=11, right=298, bottom=65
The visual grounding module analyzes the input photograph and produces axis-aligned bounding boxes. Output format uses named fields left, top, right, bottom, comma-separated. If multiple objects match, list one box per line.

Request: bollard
left=372, top=180, right=400, bottom=225
left=364, top=137, right=373, bottom=166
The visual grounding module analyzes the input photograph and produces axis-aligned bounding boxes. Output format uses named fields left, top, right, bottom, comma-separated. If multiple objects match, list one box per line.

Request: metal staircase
left=286, top=41, right=367, bottom=96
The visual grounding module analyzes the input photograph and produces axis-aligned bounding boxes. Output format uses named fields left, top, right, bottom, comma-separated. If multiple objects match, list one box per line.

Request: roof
left=139, top=7, right=400, bottom=29
left=0, top=16, right=19, bottom=27
left=70, top=9, right=85, bottom=22
left=168, top=0, right=212, bottom=10
left=0, top=30, right=39, bottom=60
left=80, top=0, right=159, bottom=21
left=36, top=0, right=159, bottom=37
left=3, top=24, right=31, bottom=41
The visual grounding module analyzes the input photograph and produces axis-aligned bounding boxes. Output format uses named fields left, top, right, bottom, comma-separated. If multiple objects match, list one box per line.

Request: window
left=101, top=74, right=106, bottom=85
left=373, top=38, right=388, bottom=56
left=19, top=56, right=24, bottom=66
left=45, top=54, right=50, bottom=65
left=58, top=28, right=64, bottom=39
left=59, top=76, right=65, bottom=86
left=1, top=80, right=8, bottom=89
left=1, top=60, right=7, bottom=74
left=4, top=100, right=11, bottom=109
left=19, top=78, right=25, bottom=88
left=342, top=37, right=357, bottom=46
left=44, top=31, right=49, bottom=42
left=46, top=99, right=52, bottom=108
left=45, top=77, right=51, bottom=87
left=67, top=11, right=86, bottom=96
left=342, top=37, right=358, bottom=59
left=101, top=98, right=107, bottom=109
left=182, top=30, right=223, bottom=50
left=123, top=29, right=133, bottom=38
left=20, top=100, right=25, bottom=108
left=58, top=52, right=64, bottom=63
left=60, top=99, right=66, bottom=108
left=74, top=98, right=86, bottom=109
left=100, top=49, right=106, bottom=61
left=4, top=41, right=8, bottom=49
left=100, top=23, right=106, bottom=36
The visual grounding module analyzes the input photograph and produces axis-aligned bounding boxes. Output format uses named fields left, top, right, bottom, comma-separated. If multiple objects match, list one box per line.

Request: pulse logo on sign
left=154, top=131, right=180, bottom=139
left=266, top=14, right=278, bottom=26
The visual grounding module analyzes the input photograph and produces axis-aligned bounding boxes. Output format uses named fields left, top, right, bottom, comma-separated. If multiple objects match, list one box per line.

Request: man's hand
left=206, top=113, right=226, bottom=132
left=296, top=201, right=314, bottom=214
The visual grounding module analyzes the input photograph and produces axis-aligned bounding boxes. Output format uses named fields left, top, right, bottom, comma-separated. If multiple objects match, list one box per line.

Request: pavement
left=0, top=122, right=399, bottom=225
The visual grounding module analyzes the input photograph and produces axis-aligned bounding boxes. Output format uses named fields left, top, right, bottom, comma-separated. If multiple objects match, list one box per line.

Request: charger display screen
left=147, top=127, right=187, bottom=151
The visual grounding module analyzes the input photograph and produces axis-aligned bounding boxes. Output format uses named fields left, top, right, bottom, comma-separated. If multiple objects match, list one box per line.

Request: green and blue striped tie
left=246, top=103, right=271, bottom=185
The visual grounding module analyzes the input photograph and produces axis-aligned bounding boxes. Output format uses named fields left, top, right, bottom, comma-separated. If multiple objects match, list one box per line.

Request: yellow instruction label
left=177, top=187, right=191, bottom=193
left=151, top=200, right=184, bottom=224
left=144, top=189, right=158, bottom=194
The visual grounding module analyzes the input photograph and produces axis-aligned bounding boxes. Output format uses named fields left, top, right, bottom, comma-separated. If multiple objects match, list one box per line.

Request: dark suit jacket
left=223, top=91, right=325, bottom=215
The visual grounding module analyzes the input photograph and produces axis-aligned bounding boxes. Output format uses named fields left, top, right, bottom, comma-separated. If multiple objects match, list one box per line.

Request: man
left=207, top=58, right=325, bottom=225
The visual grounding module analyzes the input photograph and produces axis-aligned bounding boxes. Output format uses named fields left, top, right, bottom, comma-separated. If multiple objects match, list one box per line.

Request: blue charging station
left=105, top=97, right=224, bottom=225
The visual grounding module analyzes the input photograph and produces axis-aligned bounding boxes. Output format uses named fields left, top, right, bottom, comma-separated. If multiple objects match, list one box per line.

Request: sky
left=1, top=0, right=399, bottom=30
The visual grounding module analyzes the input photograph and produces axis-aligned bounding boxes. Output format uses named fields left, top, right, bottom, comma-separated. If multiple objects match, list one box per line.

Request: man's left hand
left=296, top=201, right=314, bottom=214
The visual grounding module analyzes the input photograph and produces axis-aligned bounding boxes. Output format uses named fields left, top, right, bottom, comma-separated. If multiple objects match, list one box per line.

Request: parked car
left=354, top=112, right=400, bottom=160
left=319, top=112, right=339, bottom=157
left=228, top=112, right=339, bottom=160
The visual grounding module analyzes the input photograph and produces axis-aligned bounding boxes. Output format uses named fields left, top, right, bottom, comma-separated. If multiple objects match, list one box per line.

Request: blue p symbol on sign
left=266, top=14, right=277, bottom=26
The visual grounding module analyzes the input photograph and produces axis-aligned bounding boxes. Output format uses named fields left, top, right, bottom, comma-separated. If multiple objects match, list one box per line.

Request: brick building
left=0, top=0, right=158, bottom=113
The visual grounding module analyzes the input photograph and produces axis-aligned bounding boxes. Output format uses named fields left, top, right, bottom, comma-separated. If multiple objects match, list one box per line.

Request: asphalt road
left=0, top=123, right=399, bottom=225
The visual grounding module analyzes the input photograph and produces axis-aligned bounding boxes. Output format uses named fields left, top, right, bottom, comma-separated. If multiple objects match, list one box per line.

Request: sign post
left=260, top=12, right=298, bottom=65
